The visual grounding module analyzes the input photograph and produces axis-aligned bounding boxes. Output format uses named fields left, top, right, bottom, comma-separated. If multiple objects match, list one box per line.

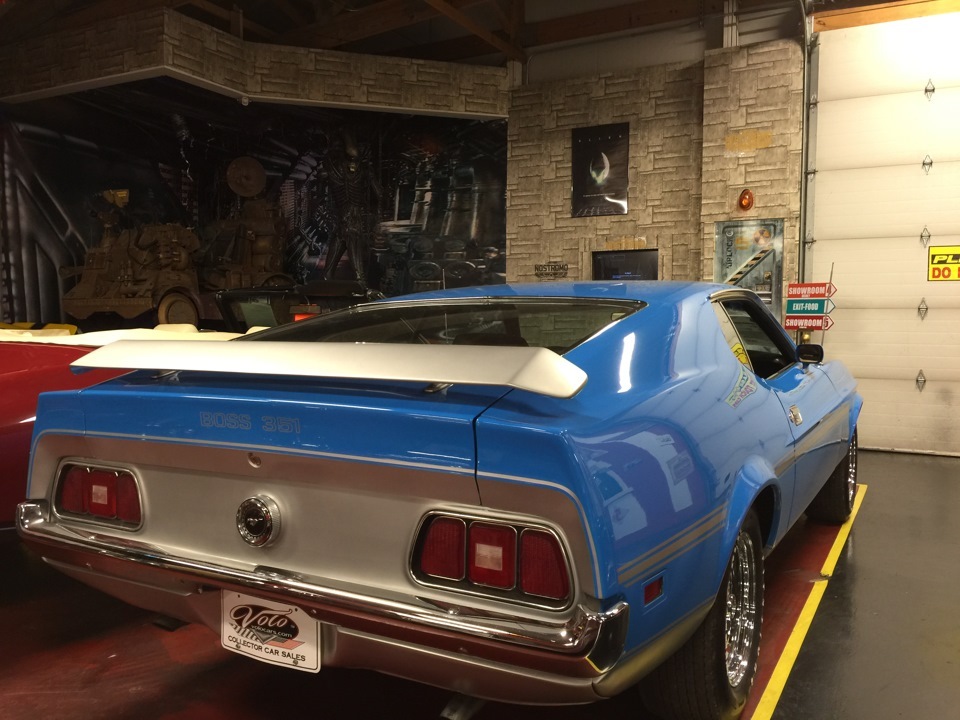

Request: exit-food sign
left=929, top=246, right=960, bottom=281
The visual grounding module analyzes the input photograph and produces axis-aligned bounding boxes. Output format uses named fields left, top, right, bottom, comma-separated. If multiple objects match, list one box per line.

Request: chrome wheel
left=846, top=431, right=858, bottom=507
left=639, top=510, right=763, bottom=720
left=725, top=530, right=760, bottom=687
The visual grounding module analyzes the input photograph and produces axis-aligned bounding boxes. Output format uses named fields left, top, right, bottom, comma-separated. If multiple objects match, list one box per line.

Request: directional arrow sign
left=787, top=282, right=837, bottom=299
left=784, top=315, right=835, bottom=331
left=785, top=298, right=836, bottom=315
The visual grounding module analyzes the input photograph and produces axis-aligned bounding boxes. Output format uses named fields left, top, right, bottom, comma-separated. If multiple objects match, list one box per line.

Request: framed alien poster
left=571, top=123, right=629, bottom=217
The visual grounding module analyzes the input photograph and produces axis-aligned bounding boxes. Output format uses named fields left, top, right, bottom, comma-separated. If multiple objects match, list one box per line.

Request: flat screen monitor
left=592, top=249, right=658, bottom=281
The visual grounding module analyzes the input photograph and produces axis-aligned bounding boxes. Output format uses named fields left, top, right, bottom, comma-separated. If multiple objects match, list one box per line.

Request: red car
left=0, top=326, right=240, bottom=525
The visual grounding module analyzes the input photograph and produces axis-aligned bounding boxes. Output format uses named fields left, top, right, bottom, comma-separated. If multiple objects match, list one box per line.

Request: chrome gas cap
left=236, top=496, right=281, bottom=547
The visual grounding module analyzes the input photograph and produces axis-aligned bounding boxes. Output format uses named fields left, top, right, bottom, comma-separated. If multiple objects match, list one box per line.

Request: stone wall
left=506, top=63, right=705, bottom=282
left=700, top=40, right=805, bottom=290
left=0, top=9, right=509, bottom=118
left=0, top=7, right=804, bottom=292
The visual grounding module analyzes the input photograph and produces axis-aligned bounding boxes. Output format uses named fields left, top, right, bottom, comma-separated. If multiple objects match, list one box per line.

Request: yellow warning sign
left=929, top=246, right=960, bottom=281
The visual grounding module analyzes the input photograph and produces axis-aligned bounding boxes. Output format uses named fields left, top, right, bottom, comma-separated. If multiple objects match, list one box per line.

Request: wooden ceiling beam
left=0, top=0, right=73, bottom=42
left=188, top=0, right=278, bottom=39
left=393, top=0, right=726, bottom=62
left=386, top=32, right=495, bottom=61
left=422, top=0, right=525, bottom=61
left=490, top=0, right=524, bottom=41
left=811, top=0, right=960, bottom=31
left=281, top=0, right=487, bottom=49
left=524, top=0, right=725, bottom=47
left=509, top=0, right=524, bottom=41
left=259, top=0, right=309, bottom=27
left=45, top=0, right=193, bottom=33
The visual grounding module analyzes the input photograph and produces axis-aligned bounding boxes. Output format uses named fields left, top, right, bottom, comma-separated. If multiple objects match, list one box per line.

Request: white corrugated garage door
left=811, top=13, right=960, bottom=455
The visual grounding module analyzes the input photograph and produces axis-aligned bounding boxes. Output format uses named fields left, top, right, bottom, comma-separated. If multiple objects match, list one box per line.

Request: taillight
left=414, top=515, right=571, bottom=605
left=55, top=464, right=141, bottom=527
left=468, top=523, right=516, bottom=589
left=58, top=466, right=86, bottom=514
left=116, top=474, right=142, bottom=524
left=420, top=517, right=466, bottom=580
left=519, top=529, right=570, bottom=599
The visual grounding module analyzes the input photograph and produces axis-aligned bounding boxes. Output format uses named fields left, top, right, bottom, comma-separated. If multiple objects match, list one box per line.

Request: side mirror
left=796, top=343, right=824, bottom=365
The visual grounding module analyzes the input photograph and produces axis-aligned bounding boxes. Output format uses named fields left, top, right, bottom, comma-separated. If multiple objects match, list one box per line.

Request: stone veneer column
left=699, top=40, right=805, bottom=297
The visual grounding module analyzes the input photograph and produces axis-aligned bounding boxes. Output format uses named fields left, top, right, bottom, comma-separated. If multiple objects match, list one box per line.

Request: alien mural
left=290, top=120, right=507, bottom=298
left=320, top=130, right=382, bottom=292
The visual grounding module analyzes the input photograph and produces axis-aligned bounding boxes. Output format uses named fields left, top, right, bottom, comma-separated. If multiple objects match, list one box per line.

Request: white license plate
left=221, top=591, right=321, bottom=672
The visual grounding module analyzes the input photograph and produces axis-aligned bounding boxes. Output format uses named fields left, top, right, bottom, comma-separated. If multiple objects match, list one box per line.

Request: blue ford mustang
left=18, top=282, right=860, bottom=719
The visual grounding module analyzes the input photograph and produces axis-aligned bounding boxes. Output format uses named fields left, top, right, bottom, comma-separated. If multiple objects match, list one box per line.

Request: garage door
left=811, top=13, right=960, bottom=455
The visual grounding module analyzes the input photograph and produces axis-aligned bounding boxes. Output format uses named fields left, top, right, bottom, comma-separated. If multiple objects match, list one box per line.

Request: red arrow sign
left=787, top=282, right=837, bottom=299
left=784, top=315, right=835, bottom=331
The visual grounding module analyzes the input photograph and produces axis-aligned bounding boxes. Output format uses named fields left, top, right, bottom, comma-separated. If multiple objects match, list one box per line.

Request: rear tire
left=639, top=510, right=764, bottom=720
left=806, top=428, right=858, bottom=524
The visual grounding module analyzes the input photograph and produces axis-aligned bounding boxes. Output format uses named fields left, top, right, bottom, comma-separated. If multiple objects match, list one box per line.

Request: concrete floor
left=772, top=450, right=960, bottom=720
left=0, top=450, right=956, bottom=719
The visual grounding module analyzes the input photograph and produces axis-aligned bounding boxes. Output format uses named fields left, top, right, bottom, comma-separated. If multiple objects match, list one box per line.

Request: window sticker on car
left=730, top=342, right=750, bottom=367
left=725, top=365, right=758, bottom=409
left=221, top=592, right=321, bottom=673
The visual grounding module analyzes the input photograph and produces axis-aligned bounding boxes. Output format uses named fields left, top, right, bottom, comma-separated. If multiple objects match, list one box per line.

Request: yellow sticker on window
left=731, top=342, right=750, bottom=367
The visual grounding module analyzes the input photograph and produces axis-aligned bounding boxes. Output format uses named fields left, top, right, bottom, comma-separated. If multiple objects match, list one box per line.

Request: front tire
left=640, top=510, right=764, bottom=720
left=806, top=428, right=858, bottom=524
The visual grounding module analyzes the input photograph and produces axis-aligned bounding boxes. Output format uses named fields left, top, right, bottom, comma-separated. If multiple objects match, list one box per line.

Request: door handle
left=788, top=406, right=803, bottom=426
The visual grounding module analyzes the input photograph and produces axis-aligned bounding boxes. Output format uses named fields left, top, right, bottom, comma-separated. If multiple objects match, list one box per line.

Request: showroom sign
left=928, top=246, right=960, bottom=281
left=784, top=282, right=837, bottom=331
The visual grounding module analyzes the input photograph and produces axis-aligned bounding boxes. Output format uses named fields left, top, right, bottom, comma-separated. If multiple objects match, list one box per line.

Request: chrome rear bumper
left=18, top=501, right=629, bottom=701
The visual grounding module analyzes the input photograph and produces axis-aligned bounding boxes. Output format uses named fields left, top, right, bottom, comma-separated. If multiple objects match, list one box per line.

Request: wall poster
left=714, top=219, right=784, bottom=317
left=571, top=123, right=629, bottom=217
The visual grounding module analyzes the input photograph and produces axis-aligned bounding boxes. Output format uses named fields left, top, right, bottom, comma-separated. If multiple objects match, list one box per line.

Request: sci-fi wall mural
left=0, top=78, right=506, bottom=327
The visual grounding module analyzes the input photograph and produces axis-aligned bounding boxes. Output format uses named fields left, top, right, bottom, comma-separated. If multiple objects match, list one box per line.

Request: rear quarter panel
left=475, top=290, right=801, bottom=656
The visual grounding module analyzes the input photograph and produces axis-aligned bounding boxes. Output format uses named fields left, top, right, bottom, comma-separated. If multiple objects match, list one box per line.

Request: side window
left=714, top=303, right=752, bottom=370
left=714, top=299, right=796, bottom=379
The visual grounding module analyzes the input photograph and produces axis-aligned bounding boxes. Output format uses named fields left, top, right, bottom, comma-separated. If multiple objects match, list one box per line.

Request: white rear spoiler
left=71, top=340, right=589, bottom=399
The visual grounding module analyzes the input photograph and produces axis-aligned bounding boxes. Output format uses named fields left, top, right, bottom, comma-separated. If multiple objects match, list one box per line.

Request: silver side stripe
left=71, top=340, right=589, bottom=399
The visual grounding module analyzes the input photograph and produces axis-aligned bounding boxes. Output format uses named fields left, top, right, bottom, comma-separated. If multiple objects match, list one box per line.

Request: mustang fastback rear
left=17, top=282, right=861, bottom=719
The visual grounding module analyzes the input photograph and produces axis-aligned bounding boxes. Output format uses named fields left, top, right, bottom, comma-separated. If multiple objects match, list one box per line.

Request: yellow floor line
left=749, top=484, right=868, bottom=720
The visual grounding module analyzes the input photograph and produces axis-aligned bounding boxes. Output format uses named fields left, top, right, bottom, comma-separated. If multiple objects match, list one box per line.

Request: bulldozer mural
left=61, top=158, right=292, bottom=326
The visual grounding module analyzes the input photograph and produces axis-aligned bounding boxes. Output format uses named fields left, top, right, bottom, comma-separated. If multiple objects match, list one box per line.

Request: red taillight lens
left=415, top=515, right=571, bottom=604
left=116, top=474, right=142, bottom=524
left=468, top=523, right=516, bottom=589
left=58, top=466, right=86, bottom=514
left=57, top=465, right=140, bottom=527
left=82, top=469, right=117, bottom=517
left=420, top=517, right=466, bottom=580
left=519, top=529, right=570, bottom=600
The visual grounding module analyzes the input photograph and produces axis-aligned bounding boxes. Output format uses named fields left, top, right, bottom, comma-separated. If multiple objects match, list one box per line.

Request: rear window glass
left=244, top=298, right=643, bottom=353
